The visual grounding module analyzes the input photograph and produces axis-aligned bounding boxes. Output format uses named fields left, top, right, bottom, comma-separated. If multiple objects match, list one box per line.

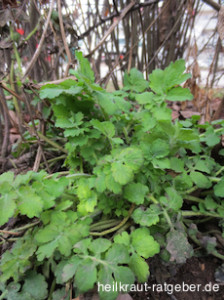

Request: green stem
left=13, top=220, right=40, bottom=232
left=24, top=21, right=40, bottom=41
left=184, top=186, right=199, bottom=195
left=10, top=25, right=23, bottom=75
left=0, top=291, right=8, bottom=299
left=90, top=204, right=135, bottom=236
left=90, top=220, right=120, bottom=231
left=48, top=278, right=56, bottom=300
left=148, top=194, right=173, bottom=230
left=208, top=176, right=221, bottom=183
left=45, top=172, right=91, bottom=179
left=148, top=194, right=158, bottom=204
left=212, top=251, right=224, bottom=260
left=45, top=155, right=67, bottom=164
left=10, top=60, right=22, bottom=125
left=123, top=127, right=130, bottom=144
left=184, top=195, right=204, bottom=203
left=199, top=128, right=223, bottom=138
left=13, top=44, right=23, bottom=76
left=189, top=232, right=224, bottom=261
left=80, top=156, right=84, bottom=173
left=162, top=208, right=174, bottom=230
left=44, top=171, right=69, bottom=179
left=215, top=165, right=224, bottom=177
left=115, top=222, right=132, bottom=236
left=182, top=211, right=222, bottom=218
left=37, top=132, right=68, bottom=154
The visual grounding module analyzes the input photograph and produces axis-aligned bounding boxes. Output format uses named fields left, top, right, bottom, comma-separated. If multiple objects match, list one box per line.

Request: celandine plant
left=0, top=52, right=224, bottom=300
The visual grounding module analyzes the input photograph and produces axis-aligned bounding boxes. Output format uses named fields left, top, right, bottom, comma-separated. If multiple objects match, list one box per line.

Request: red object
left=46, top=55, right=51, bottom=62
left=16, top=28, right=24, bottom=36
left=120, top=54, right=124, bottom=60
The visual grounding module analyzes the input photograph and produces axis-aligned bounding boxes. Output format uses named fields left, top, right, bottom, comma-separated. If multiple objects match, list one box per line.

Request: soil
left=130, top=256, right=224, bottom=300
left=81, top=255, right=224, bottom=300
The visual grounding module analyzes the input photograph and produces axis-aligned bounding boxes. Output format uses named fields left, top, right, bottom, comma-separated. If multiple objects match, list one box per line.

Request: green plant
left=1, top=53, right=224, bottom=299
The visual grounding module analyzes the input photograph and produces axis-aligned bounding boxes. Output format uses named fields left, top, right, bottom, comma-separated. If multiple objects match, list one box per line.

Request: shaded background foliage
left=0, top=0, right=223, bottom=170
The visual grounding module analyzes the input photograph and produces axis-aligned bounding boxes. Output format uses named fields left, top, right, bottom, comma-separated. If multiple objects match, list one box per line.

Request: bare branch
left=86, top=1, right=135, bottom=58
left=79, top=0, right=163, bottom=39
left=22, top=0, right=55, bottom=80
left=57, top=0, right=72, bottom=76
left=201, top=0, right=220, bottom=11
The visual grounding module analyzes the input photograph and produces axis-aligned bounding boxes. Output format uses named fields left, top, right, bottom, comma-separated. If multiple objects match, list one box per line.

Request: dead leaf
left=0, top=9, right=12, bottom=27
left=180, top=111, right=200, bottom=118
left=8, top=110, right=19, bottom=128
left=0, top=38, right=13, bottom=49
left=166, top=229, right=194, bottom=264
left=172, top=110, right=179, bottom=120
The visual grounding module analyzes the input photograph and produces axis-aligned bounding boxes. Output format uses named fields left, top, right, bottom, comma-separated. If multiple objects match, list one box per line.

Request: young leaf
left=22, top=271, right=48, bottom=300
left=166, top=87, right=193, bottom=101
left=149, top=59, right=191, bottom=94
left=178, top=128, right=199, bottom=142
left=114, top=231, right=130, bottom=247
left=113, top=265, right=135, bottom=286
left=89, top=238, right=112, bottom=254
left=124, top=183, right=149, bottom=205
left=0, top=236, right=37, bottom=282
left=105, top=173, right=122, bottom=194
left=91, top=120, right=115, bottom=138
left=132, top=206, right=160, bottom=227
left=194, top=159, right=211, bottom=174
left=117, top=147, right=144, bottom=171
left=0, top=282, right=33, bottom=300
left=170, top=157, right=185, bottom=172
left=94, top=91, right=117, bottom=115
left=98, top=267, right=118, bottom=300
left=74, top=259, right=97, bottom=292
left=75, top=51, right=95, bottom=82
left=149, top=69, right=165, bottom=94
left=0, top=193, right=16, bottom=226
left=138, top=111, right=156, bottom=131
left=111, top=162, right=133, bottom=185
left=62, top=256, right=81, bottom=282
left=163, top=187, right=183, bottom=211
left=190, top=171, right=212, bottom=189
left=163, top=59, right=191, bottom=88
left=52, top=288, right=69, bottom=300
left=214, top=178, right=224, bottom=197
left=0, top=171, right=14, bottom=183
left=131, top=228, right=160, bottom=258
left=123, top=68, right=148, bottom=92
left=129, top=253, right=149, bottom=282
left=18, top=186, right=43, bottom=218
left=39, top=85, right=82, bottom=99
left=106, top=244, right=130, bottom=264
left=150, top=139, right=169, bottom=158
left=204, top=196, right=218, bottom=210
left=135, top=92, right=155, bottom=105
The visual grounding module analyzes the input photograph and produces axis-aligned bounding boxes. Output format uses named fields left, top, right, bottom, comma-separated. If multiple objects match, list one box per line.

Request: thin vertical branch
left=57, top=0, right=72, bottom=77
left=0, top=88, right=10, bottom=158
left=23, top=0, right=55, bottom=80
left=138, top=9, right=148, bottom=78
